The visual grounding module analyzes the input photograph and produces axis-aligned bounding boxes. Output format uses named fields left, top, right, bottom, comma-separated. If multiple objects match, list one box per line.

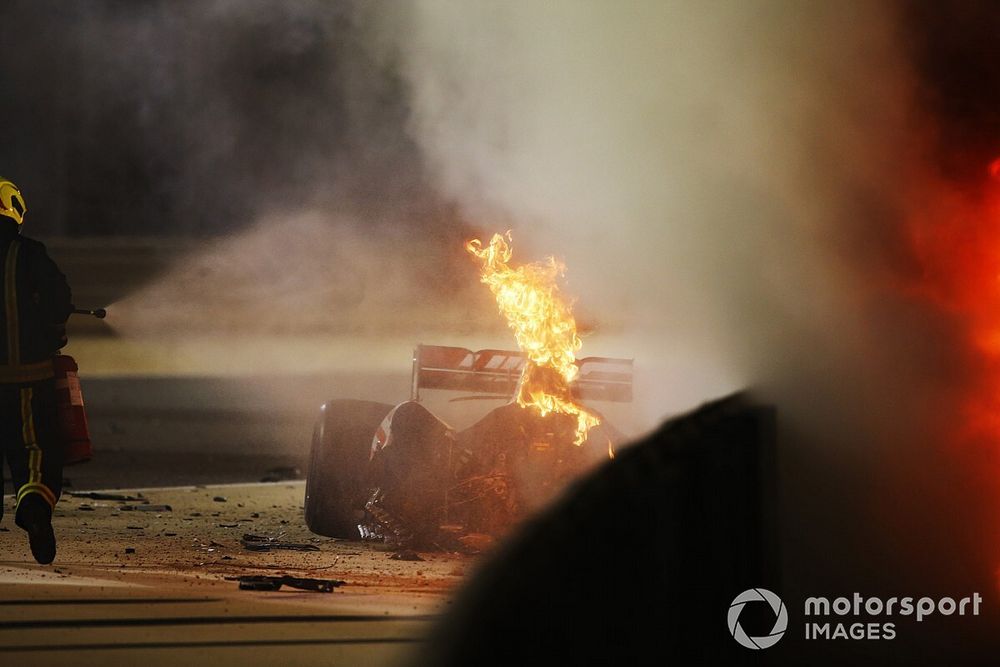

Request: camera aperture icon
left=728, top=588, right=788, bottom=649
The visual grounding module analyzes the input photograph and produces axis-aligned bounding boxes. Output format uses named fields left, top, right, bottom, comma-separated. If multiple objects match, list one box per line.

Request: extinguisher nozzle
left=72, top=308, right=107, bottom=319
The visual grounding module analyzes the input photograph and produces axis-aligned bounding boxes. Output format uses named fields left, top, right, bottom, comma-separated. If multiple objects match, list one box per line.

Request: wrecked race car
left=304, top=344, right=633, bottom=549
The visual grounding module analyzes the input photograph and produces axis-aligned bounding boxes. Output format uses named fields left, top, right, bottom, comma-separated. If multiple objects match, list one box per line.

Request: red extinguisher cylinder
left=53, top=354, right=93, bottom=465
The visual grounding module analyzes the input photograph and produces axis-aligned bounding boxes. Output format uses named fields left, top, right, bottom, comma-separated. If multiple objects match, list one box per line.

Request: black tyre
left=304, top=399, right=394, bottom=538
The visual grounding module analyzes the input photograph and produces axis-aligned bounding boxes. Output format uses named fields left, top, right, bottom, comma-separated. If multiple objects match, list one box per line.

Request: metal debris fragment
left=240, top=533, right=320, bottom=552
left=233, top=575, right=344, bottom=593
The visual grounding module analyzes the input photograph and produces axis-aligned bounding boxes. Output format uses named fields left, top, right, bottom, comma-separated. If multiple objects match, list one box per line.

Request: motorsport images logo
left=728, top=588, right=984, bottom=648
left=728, top=588, right=788, bottom=649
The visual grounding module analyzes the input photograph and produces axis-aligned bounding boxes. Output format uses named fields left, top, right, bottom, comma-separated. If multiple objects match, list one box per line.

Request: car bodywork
left=304, top=344, right=633, bottom=548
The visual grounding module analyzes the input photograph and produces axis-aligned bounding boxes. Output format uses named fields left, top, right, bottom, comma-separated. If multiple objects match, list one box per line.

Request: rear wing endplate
left=411, top=344, right=633, bottom=403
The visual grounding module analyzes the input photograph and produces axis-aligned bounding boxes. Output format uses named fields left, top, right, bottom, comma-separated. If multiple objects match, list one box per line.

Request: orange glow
left=989, top=158, right=1000, bottom=182
left=466, top=231, right=600, bottom=444
left=905, top=158, right=1000, bottom=440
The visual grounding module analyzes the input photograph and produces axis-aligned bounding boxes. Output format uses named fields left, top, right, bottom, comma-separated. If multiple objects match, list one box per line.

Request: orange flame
left=466, top=231, right=600, bottom=444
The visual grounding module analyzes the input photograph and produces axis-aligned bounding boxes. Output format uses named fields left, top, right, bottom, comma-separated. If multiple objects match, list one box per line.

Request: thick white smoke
left=364, top=1, right=922, bottom=430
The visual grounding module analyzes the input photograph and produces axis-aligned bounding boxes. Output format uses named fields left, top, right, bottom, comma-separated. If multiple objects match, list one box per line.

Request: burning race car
left=304, top=344, right=633, bottom=548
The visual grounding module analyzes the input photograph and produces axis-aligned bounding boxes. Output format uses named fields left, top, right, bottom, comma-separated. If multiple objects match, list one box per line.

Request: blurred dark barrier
left=417, top=392, right=778, bottom=665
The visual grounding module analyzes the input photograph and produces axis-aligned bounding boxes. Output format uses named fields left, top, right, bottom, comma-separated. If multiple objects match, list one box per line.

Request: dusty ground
left=34, top=481, right=470, bottom=593
left=0, top=482, right=471, bottom=666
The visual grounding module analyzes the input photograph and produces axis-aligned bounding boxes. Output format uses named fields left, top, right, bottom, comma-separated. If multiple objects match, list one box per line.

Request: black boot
left=15, top=495, right=56, bottom=565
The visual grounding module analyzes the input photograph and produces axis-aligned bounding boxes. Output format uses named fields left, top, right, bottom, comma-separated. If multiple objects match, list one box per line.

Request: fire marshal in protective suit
left=0, top=177, right=72, bottom=564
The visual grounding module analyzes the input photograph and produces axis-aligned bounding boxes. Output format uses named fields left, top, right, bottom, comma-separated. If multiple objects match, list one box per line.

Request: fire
left=905, top=158, right=1000, bottom=439
left=466, top=231, right=600, bottom=444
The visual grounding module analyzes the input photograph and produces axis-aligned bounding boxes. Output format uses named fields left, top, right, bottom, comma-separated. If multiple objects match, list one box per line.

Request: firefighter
left=0, top=178, right=72, bottom=564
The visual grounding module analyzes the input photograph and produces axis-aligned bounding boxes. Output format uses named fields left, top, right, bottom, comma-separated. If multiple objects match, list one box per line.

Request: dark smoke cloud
left=0, top=1, right=491, bottom=346
left=0, top=0, right=458, bottom=240
left=903, top=0, right=1000, bottom=180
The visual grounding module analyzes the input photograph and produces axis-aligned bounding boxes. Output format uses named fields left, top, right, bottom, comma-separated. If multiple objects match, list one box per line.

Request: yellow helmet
left=0, top=178, right=26, bottom=225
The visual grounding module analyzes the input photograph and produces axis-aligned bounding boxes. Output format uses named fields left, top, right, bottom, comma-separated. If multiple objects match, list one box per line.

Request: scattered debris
left=260, top=466, right=301, bottom=483
left=69, top=492, right=144, bottom=501
left=218, top=523, right=238, bottom=528
left=390, top=550, right=425, bottom=562
left=121, top=504, right=172, bottom=512
left=164, top=532, right=177, bottom=537
left=124, top=547, right=135, bottom=554
left=213, top=496, right=227, bottom=503
left=126, top=526, right=145, bottom=530
left=240, top=533, right=320, bottom=552
left=78, top=505, right=95, bottom=512
left=233, top=575, right=343, bottom=593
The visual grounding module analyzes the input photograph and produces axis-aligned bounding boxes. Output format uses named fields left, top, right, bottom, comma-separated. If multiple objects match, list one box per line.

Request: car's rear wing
left=411, top=344, right=633, bottom=403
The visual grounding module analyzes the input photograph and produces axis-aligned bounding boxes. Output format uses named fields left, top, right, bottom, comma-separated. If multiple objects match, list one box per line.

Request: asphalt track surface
left=0, top=482, right=461, bottom=667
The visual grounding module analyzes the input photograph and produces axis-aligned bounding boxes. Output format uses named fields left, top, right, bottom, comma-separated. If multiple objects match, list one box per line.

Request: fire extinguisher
left=54, top=354, right=92, bottom=465
left=56, top=306, right=105, bottom=466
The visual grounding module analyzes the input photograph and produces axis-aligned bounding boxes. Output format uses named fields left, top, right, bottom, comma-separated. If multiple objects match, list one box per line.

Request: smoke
left=361, top=0, right=998, bottom=597
left=0, top=0, right=456, bottom=237
left=364, top=1, right=919, bottom=425
left=61, top=1, right=502, bottom=352
left=112, top=210, right=495, bottom=339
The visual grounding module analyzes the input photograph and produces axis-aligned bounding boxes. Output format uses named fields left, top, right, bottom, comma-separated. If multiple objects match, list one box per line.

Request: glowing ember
left=466, top=231, right=600, bottom=444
